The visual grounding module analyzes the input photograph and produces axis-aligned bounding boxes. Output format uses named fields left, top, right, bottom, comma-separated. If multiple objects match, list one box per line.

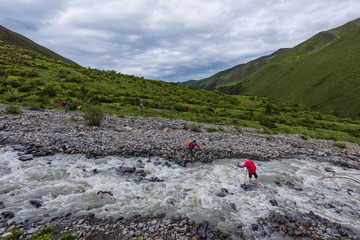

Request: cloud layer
left=1, top=0, right=360, bottom=81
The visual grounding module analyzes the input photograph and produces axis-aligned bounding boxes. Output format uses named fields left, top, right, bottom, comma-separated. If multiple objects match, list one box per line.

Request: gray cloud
left=1, top=0, right=360, bottom=82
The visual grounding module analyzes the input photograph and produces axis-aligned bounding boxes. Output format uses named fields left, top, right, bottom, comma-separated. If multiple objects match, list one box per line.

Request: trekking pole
left=233, top=164, right=238, bottom=180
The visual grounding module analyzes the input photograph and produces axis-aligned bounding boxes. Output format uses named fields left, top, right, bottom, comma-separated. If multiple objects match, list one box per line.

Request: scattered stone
left=269, top=199, right=278, bottom=206
left=1, top=211, right=14, bottom=219
left=18, top=155, right=33, bottom=161
left=29, top=200, right=42, bottom=208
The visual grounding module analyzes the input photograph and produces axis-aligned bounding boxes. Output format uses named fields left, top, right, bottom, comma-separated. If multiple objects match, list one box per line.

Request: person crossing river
left=238, top=159, right=260, bottom=187
left=183, top=140, right=201, bottom=163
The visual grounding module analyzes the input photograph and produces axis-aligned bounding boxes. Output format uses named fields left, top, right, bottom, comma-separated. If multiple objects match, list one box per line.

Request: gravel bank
left=0, top=108, right=359, bottom=169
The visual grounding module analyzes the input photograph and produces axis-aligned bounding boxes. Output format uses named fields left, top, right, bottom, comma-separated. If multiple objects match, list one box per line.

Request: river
left=0, top=146, right=359, bottom=238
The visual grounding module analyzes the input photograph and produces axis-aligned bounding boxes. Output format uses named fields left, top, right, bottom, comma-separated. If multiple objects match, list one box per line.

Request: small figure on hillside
left=185, top=105, right=189, bottom=112
left=61, top=100, right=67, bottom=112
left=139, top=103, right=144, bottom=112
left=183, top=140, right=201, bottom=163
left=76, top=105, right=82, bottom=111
left=238, top=159, right=260, bottom=187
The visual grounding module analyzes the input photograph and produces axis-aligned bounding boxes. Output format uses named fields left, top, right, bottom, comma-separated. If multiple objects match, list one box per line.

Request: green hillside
left=0, top=25, right=77, bottom=65
left=190, top=18, right=360, bottom=118
left=1, top=26, right=360, bottom=144
left=188, top=48, right=288, bottom=91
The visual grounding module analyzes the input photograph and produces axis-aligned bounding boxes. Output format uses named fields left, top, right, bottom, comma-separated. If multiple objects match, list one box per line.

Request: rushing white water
left=0, top=146, right=359, bottom=237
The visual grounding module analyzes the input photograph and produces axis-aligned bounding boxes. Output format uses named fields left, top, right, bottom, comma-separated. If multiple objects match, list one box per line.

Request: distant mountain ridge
left=0, top=25, right=77, bottom=65
left=187, top=48, right=289, bottom=91
left=188, top=18, right=360, bottom=118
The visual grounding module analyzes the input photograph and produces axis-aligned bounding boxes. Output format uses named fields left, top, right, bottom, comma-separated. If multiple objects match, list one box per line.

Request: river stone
left=240, top=183, right=250, bottom=190
left=18, top=155, right=33, bottom=161
left=251, top=224, right=258, bottom=231
left=1, top=233, right=12, bottom=238
left=1, top=211, right=14, bottom=219
left=29, top=200, right=42, bottom=208
left=0, top=202, right=5, bottom=209
left=27, top=228, right=40, bottom=234
left=269, top=199, right=278, bottom=206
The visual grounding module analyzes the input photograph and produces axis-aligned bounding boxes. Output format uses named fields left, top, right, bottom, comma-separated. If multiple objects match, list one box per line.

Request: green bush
left=27, top=103, right=44, bottom=111
left=82, top=105, right=105, bottom=126
left=39, top=85, right=57, bottom=97
left=5, top=104, right=22, bottom=114
left=259, top=117, right=277, bottom=129
left=59, top=234, right=78, bottom=240
left=26, top=226, right=58, bottom=240
left=184, top=123, right=201, bottom=132
left=332, top=142, right=346, bottom=149
left=0, top=227, right=77, bottom=240
left=206, top=127, right=218, bottom=133
left=1, top=230, right=22, bottom=240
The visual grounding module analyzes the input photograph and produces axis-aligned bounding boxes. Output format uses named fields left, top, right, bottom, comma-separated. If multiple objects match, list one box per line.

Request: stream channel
left=0, top=146, right=359, bottom=238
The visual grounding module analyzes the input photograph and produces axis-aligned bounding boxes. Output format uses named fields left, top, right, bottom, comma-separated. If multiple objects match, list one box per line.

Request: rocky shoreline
left=0, top=108, right=359, bottom=169
left=0, top=108, right=359, bottom=239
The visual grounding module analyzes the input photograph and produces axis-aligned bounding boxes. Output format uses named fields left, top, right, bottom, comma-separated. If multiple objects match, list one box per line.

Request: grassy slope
left=1, top=35, right=360, bottom=145
left=190, top=18, right=360, bottom=118
left=189, top=48, right=288, bottom=91
left=240, top=20, right=360, bottom=118
left=0, top=25, right=77, bottom=65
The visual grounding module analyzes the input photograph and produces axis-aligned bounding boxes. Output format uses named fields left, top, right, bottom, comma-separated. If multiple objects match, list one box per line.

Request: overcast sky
left=1, top=0, right=359, bottom=82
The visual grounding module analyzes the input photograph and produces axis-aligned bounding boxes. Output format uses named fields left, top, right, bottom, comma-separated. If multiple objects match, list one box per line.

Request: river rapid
left=0, top=147, right=359, bottom=239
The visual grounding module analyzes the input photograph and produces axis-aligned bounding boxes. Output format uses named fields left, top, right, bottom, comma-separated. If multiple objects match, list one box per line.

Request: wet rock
left=274, top=181, right=281, bottom=186
left=1, top=211, right=14, bottom=219
left=251, top=224, right=258, bottom=231
left=338, top=229, right=349, bottom=237
left=0, top=202, right=5, bottom=209
left=116, top=166, right=136, bottom=174
left=18, top=155, right=33, bottom=161
left=240, top=183, right=250, bottom=190
left=269, top=199, right=278, bottom=206
left=29, top=200, right=42, bottom=208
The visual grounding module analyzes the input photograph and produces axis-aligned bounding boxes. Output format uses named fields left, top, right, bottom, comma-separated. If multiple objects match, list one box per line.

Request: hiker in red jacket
left=61, top=100, right=67, bottom=112
left=185, top=105, right=189, bottom=112
left=238, top=159, right=260, bottom=187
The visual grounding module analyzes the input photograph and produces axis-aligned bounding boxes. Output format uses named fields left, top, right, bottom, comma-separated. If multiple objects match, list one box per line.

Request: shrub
left=59, top=234, right=78, bottom=240
left=39, top=85, right=57, bottom=97
left=26, top=226, right=58, bottom=240
left=1, top=230, right=22, bottom=240
left=332, top=142, right=346, bottom=149
left=5, top=104, right=22, bottom=114
left=184, top=123, right=201, bottom=132
left=235, top=126, right=242, bottom=133
left=206, top=127, right=218, bottom=133
left=300, top=135, right=308, bottom=140
left=28, top=103, right=44, bottom=111
left=82, top=105, right=105, bottom=126
left=259, top=118, right=277, bottom=129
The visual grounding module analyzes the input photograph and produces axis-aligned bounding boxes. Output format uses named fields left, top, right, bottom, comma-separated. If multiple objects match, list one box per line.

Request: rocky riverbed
left=0, top=108, right=359, bottom=239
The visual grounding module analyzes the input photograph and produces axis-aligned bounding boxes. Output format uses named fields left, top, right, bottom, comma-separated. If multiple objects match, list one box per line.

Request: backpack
left=188, top=140, right=194, bottom=149
left=246, top=160, right=256, bottom=173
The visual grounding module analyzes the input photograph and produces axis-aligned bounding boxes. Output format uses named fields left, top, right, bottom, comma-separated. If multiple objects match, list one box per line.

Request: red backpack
left=246, top=160, right=256, bottom=173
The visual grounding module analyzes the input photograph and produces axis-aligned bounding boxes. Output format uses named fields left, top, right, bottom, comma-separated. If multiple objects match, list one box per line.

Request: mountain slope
left=0, top=25, right=77, bottom=65
left=189, top=48, right=289, bottom=91
left=189, top=18, right=360, bottom=118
